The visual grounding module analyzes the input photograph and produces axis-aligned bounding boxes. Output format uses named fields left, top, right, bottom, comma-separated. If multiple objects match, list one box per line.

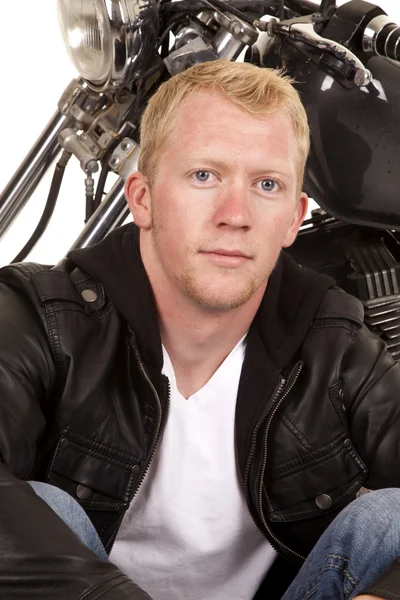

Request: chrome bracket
left=109, top=139, right=140, bottom=181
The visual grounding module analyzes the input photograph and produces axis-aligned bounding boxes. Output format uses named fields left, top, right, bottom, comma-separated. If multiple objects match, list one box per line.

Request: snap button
left=343, top=438, right=352, bottom=448
left=315, top=494, right=332, bottom=509
left=338, top=388, right=344, bottom=398
left=76, top=484, right=92, bottom=500
left=59, top=438, right=68, bottom=448
left=132, top=465, right=140, bottom=475
left=81, top=289, right=98, bottom=303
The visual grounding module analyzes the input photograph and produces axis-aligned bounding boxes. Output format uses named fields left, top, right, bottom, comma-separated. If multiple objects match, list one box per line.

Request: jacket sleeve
left=0, top=270, right=152, bottom=599
left=342, top=323, right=400, bottom=600
left=343, top=323, right=400, bottom=490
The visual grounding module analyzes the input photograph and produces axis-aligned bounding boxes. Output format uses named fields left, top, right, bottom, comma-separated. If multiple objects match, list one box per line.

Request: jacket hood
left=69, top=224, right=163, bottom=371
left=68, top=223, right=335, bottom=372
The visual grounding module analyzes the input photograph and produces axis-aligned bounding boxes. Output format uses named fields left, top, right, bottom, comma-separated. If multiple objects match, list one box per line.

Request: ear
left=282, top=193, right=308, bottom=248
left=125, top=171, right=152, bottom=229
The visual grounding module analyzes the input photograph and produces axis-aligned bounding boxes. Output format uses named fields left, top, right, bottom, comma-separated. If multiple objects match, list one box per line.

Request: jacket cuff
left=364, top=558, right=400, bottom=600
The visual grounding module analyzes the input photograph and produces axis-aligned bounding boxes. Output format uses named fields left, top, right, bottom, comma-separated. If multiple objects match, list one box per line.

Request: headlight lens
left=58, top=0, right=160, bottom=92
left=57, top=0, right=113, bottom=85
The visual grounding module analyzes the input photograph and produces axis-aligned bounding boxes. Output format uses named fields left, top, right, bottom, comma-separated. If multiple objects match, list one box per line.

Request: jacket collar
left=69, top=224, right=163, bottom=371
left=255, top=251, right=334, bottom=370
left=68, top=223, right=335, bottom=372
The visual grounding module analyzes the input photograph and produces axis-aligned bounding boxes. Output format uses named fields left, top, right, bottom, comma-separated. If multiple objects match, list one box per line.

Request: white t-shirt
left=109, top=337, right=276, bottom=599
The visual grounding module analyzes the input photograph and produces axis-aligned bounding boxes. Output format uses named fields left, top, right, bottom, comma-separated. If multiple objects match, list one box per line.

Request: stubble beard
left=151, top=209, right=272, bottom=312
left=178, top=264, right=262, bottom=311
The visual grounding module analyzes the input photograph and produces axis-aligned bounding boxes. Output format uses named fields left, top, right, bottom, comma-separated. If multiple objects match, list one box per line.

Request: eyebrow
left=181, top=156, right=292, bottom=178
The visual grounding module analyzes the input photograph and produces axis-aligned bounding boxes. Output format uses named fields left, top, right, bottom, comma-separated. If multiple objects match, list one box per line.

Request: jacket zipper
left=131, top=344, right=171, bottom=497
left=107, top=340, right=170, bottom=554
left=244, top=361, right=305, bottom=562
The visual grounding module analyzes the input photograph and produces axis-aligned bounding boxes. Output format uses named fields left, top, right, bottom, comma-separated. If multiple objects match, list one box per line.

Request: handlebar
left=363, top=14, right=400, bottom=62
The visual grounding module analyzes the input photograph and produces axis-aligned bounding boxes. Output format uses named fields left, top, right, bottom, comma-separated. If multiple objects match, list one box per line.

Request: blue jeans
left=29, top=482, right=400, bottom=599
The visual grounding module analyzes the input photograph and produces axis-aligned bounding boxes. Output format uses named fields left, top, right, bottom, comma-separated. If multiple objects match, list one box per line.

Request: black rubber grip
left=376, top=23, right=400, bottom=60
left=385, top=26, right=400, bottom=61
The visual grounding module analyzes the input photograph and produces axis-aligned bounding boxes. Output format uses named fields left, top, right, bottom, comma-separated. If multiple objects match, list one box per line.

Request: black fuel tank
left=269, top=46, right=400, bottom=230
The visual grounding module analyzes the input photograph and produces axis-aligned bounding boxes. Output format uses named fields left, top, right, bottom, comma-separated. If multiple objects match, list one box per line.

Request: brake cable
left=12, top=151, right=71, bottom=263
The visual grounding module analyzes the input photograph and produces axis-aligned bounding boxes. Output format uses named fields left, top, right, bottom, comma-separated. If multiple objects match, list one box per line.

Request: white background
left=0, top=1, right=398, bottom=265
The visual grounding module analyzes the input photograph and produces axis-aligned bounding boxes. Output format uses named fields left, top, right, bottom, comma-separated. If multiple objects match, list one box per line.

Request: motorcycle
left=1, top=0, right=400, bottom=358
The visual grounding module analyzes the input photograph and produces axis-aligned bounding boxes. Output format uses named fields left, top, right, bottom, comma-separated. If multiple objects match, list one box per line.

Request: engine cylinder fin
left=363, top=298, right=400, bottom=360
left=348, top=241, right=400, bottom=301
left=347, top=240, right=400, bottom=360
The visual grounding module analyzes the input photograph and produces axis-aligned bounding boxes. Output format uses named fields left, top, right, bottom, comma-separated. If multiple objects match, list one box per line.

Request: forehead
left=167, top=89, right=298, bottom=173
left=174, top=88, right=285, bottom=130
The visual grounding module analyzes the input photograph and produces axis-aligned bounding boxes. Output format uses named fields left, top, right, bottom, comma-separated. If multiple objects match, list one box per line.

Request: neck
left=160, top=302, right=258, bottom=399
left=142, top=246, right=266, bottom=400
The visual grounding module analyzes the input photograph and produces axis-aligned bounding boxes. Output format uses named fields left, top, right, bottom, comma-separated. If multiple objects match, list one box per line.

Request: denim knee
left=353, top=488, right=400, bottom=514
left=28, top=481, right=108, bottom=560
left=324, top=487, right=400, bottom=570
left=29, top=481, right=85, bottom=522
left=341, top=488, right=400, bottom=534
left=281, top=489, right=400, bottom=600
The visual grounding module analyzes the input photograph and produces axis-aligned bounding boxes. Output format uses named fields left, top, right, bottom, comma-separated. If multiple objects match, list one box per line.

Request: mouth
left=199, top=249, right=253, bottom=268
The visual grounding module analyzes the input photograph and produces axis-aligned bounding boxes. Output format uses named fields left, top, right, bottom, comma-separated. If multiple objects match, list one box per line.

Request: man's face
left=128, top=89, right=308, bottom=311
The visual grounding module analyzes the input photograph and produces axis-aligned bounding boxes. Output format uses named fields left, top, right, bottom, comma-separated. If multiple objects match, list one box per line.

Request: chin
left=178, top=267, right=266, bottom=310
left=186, top=284, right=257, bottom=311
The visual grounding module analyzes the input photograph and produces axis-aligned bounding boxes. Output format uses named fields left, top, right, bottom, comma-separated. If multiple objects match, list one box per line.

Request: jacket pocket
left=265, top=435, right=368, bottom=522
left=46, top=432, right=141, bottom=539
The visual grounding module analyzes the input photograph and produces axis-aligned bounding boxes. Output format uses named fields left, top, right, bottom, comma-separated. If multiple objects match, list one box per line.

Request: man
left=0, top=60, right=399, bottom=599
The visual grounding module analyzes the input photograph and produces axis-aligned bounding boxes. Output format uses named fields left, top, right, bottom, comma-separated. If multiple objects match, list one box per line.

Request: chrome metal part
left=175, top=23, right=210, bottom=49
left=57, top=78, right=104, bottom=121
left=290, top=22, right=371, bottom=85
left=196, top=11, right=217, bottom=29
left=253, top=14, right=276, bottom=34
left=354, top=68, right=372, bottom=88
left=274, top=19, right=372, bottom=86
left=384, top=27, right=400, bottom=62
left=85, top=173, right=95, bottom=196
left=363, top=14, right=400, bottom=61
left=85, top=88, right=136, bottom=152
left=362, top=14, right=393, bottom=54
left=165, top=9, right=258, bottom=72
left=68, top=178, right=128, bottom=250
left=58, top=0, right=160, bottom=93
left=59, top=77, right=137, bottom=164
left=59, top=129, right=99, bottom=173
left=164, top=37, right=215, bottom=75
left=253, top=21, right=279, bottom=64
left=284, top=0, right=322, bottom=14
left=0, top=111, right=72, bottom=241
left=212, top=28, right=246, bottom=60
left=213, top=11, right=258, bottom=45
left=109, top=140, right=140, bottom=181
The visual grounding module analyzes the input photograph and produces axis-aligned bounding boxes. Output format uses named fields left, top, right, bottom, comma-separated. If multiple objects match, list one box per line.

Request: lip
left=205, top=249, right=251, bottom=257
left=200, top=249, right=252, bottom=267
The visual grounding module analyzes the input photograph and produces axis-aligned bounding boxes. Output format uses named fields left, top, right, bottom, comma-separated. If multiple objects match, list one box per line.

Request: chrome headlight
left=57, top=0, right=160, bottom=92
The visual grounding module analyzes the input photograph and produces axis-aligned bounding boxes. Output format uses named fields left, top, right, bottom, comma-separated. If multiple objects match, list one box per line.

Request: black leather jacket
left=0, top=223, right=399, bottom=599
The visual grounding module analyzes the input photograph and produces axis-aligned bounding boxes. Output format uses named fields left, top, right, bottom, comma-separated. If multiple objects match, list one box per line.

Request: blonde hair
left=138, top=59, right=310, bottom=192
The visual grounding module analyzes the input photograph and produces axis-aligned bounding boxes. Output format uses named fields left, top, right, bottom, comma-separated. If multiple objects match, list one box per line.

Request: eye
left=193, top=170, right=212, bottom=182
left=258, top=178, right=281, bottom=193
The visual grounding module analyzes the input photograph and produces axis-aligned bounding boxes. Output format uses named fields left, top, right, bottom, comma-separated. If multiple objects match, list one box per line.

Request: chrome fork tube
left=0, top=110, right=72, bottom=240
left=68, top=178, right=128, bottom=250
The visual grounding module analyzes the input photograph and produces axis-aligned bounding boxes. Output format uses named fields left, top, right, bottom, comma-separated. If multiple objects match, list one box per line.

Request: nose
left=212, top=180, right=252, bottom=230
